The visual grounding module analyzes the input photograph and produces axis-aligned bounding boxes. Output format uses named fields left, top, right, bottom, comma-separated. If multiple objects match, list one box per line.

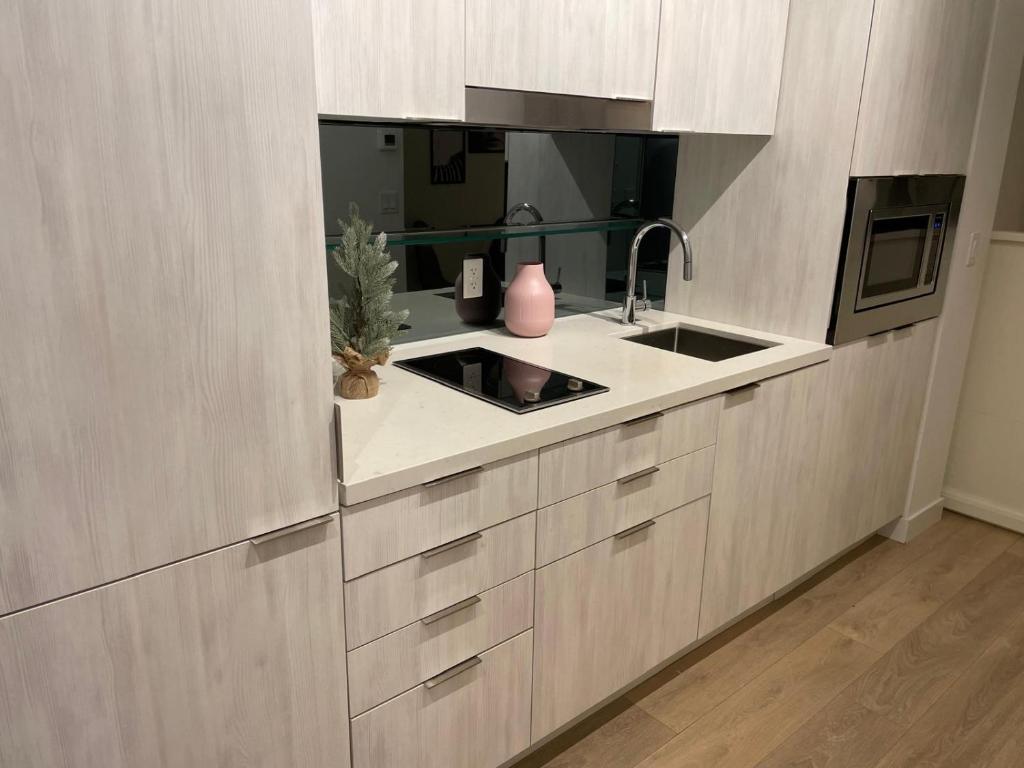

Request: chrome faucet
left=623, top=219, right=693, bottom=324
left=503, top=202, right=546, bottom=268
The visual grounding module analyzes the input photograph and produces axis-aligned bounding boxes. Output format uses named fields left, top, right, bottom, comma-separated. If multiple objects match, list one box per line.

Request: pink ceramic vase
left=504, top=262, right=555, bottom=337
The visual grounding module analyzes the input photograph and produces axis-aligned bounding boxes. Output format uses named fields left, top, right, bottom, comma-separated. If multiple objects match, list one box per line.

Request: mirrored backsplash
left=320, top=122, right=678, bottom=342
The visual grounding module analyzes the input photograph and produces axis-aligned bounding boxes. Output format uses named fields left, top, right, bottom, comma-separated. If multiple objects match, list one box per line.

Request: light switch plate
left=966, top=232, right=980, bottom=268
left=379, top=190, right=398, bottom=215
left=463, top=257, right=483, bottom=299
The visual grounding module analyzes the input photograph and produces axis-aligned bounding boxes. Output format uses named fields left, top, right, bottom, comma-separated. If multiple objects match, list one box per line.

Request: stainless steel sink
left=624, top=325, right=774, bottom=361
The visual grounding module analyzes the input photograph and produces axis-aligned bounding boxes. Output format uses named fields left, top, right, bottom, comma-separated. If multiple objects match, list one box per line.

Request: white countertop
left=336, top=309, right=831, bottom=505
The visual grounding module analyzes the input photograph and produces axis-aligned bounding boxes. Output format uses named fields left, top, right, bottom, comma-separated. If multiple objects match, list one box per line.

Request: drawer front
left=344, top=513, right=535, bottom=649
left=351, top=630, right=533, bottom=768
left=342, top=452, right=538, bottom=580
left=532, top=497, right=709, bottom=741
left=538, top=396, right=719, bottom=506
left=537, top=445, right=715, bottom=567
left=347, top=572, right=534, bottom=716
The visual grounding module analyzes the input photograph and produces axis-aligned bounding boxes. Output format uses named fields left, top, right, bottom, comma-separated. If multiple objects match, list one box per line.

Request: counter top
left=336, top=309, right=831, bottom=505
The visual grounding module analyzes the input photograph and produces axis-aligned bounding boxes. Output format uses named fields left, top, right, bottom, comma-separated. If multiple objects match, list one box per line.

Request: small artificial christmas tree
left=330, top=204, right=409, bottom=399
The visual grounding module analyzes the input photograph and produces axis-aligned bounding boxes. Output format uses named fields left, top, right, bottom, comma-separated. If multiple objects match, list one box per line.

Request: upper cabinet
left=653, top=0, right=792, bottom=133
left=851, top=0, right=996, bottom=175
left=465, top=0, right=661, bottom=100
left=0, top=0, right=334, bottom=615
left=313, top=0, right=466, bottom=120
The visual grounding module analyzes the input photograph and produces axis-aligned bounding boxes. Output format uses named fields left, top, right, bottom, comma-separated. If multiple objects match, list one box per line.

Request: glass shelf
left=325, top=217, right=643, bottom=250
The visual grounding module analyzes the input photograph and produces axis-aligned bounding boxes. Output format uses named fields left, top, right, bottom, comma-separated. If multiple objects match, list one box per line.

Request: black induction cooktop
left=395, top=347, right=608, bottom=413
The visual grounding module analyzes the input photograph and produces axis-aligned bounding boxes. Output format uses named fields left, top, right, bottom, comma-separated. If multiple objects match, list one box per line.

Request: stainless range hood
left=464, top=87, right=657, bottom=133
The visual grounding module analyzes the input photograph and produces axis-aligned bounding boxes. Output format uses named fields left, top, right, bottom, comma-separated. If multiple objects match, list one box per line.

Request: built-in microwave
left=828, top=175, right=965, bottom=345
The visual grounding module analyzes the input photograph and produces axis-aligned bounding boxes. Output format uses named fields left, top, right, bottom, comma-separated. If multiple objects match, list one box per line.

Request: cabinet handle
left=724, top=382, right=760, bottom=397
left=423, top=465, right=485, bottom=488
left=622, top=411, right=663, bottom=427
left=615, top=518, right=656, bottom=539
left=421, top=531, right=483, bottom=559
left=248, top=515, right=332, bottom=546
left=421, top=595, right=482, bottom=626
left=423, top=655, right=482, bottom=689
left=618, top=466, right=660, bottom=485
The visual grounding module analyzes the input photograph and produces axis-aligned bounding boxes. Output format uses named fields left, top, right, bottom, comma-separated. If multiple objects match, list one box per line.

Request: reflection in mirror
left=319, top=122, right=678, bottom=342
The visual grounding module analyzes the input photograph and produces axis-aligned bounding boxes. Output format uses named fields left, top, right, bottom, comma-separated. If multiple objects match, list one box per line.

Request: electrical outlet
left=966, top=232, right=980, bottom=268
left=379, top=190, right=398, bottom=215
left=463, top=257, right=484, bottom=299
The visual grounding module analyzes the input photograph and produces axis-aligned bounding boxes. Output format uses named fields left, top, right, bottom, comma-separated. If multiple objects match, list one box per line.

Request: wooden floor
left=513, top=512, right=1024, bottom=768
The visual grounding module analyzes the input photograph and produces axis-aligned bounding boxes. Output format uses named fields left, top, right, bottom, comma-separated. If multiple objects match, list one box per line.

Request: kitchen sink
left=623, top=324, right=775, bottom=361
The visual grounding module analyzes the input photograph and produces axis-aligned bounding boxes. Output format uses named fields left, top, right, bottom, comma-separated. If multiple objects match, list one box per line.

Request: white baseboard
left=879, top=497, right=945, bottom=543
left=943, top=488, right=1024, bottom=534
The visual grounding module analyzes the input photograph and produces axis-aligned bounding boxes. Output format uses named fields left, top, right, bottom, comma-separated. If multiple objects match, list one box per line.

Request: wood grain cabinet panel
left=851, top=0, right=996, bottom=174
left=313, top=0, right=466, bottom=120
left=538, top=397, right=719, bottom=507
left=698, top=364, right=830, bottom=637
left=0, top=0, right=334, bottom=616
left=654, top=0, right=792, bottom=133
left=466, top=0, right=661, bottom=100
left=344, top=512, right=536, bottom=649
left=536, top=445, right=716, bottom=567
left=0, top=516, right=350, bottom=768
left=341, top=451, right=538, bottom=580
left=350, top=631, right=533, bottom=768
left=532, top=498, right=709, bottom=741
left=347, top=571, right=534, bottom=716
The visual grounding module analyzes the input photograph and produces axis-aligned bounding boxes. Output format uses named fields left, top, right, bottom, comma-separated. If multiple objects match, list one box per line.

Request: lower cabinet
left=350, top=631, right=533, bottom=768
left=531, top=497, right=710, bottom=740
left=0, top=515, right=351, bottom=768
left=698, top=364, right=829, bottom=637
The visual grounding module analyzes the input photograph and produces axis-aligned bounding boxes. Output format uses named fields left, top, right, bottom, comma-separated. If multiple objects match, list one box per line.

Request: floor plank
left=628, top=520, right=959, bottom=732
left=829, top=516, right=1018, bottom=651
left=514, top=698, right=675, bottom=768
left=1006, top=534, right=1024, bottom=558
left=872, top=610, right=1024, bottom=768
left=632, top=629, right=881, bottom=768
left=851, top=552, right=1024, bottom=728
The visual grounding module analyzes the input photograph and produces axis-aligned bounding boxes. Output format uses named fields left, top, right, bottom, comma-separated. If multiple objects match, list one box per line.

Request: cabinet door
left=532, top=497, right=709, bottom=741
left=466, top=0, right=661, bottom=100
left=851, top=0, right=995, bottom=174
left=313, top=0, right=465, bottom=120
left=0, top=0, right=334, bottom=615
left=812, top=321, right=938, bottom=560
left=699, top=364, right=828, bottom=637
left=0, top=516, right=350, bottom=768
left=653, top=0, right=791, bottom=133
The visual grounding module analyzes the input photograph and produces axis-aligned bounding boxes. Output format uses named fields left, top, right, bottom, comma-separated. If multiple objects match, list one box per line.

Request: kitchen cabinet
left=532, top=497, right=709, bottom=740
left=653, top=0, right=792, bottom=133
left=811, top=321, right=939, bottom=561
left=313, top=0, right=465, bottom=120
left=0, top=0, right=334, bottom=615
left=465, top=0, right=661, bottom=100
left=0, top=516, right=350, bottom=768
left=851, top=0, right=996, bottom=174
left=698, top=363, right=829, bottom=637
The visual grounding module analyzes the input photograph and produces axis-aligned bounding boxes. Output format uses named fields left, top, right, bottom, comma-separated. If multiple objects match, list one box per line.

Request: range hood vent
left=464, top=87, right=656, bottom=133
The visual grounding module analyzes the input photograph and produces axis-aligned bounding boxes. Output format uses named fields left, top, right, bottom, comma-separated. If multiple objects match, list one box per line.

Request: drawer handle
left=618, top=466, right=659, bottom=485
left=421, top=595, right=482, bottom=626
left=622, top=411, right=663, bottom=427
left=421, top=531, right=483, bottom=559
left=724, top=382, right=760, bottom=396
left=248, top=515, right=332, bottom=546
left=615, top=519, right=656, bottom=539
left=423, top=655, right=482, bottom=689
left=423, top=465, right=485, bottom=488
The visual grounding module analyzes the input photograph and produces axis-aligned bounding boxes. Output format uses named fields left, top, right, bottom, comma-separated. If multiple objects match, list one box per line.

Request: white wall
left=994, top=61, right=1024, bottom=230
left=902, top=0, right=1024, bottom=534
left=943, top=234, right=1024, bottom=531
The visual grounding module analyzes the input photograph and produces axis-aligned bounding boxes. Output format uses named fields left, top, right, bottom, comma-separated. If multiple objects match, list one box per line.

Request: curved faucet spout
left=503, top=202, right=546, bottom=270
left=624, top=218, right=693, bottom=325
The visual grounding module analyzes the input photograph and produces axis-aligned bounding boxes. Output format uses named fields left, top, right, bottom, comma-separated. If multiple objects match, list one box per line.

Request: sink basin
left=624, top=324, right=774, bottom=361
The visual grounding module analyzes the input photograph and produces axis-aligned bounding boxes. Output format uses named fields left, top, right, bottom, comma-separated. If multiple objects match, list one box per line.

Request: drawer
left=537, top=445, right=715, bottom=566
left=538, top=396, right=719, bottom=506
left=347, top=572, right=534, bottom=716
left=342, top=451, right=538, bottom=580
left=350, top=630, right=533, bottom=768
left=344, top=513, right=535, bottom=649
